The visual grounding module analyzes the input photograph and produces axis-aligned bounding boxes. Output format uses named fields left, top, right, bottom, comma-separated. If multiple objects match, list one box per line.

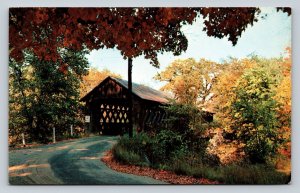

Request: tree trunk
left=14, top=66, right=33, bottom=132
left=128, top=58, right=133, bottom=138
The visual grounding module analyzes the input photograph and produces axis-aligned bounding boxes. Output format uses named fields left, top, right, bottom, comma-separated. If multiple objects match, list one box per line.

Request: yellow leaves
left=80, top=68, right=121, bottom=97
left=274, top=76, right=291, bottom=106
left=234, top=112, right=241, bottom=118
left=273, top=47, right=291, bottom=129
left=155, top=58, right=218, bottom=106
left=211, top=58, right=265, bottom=128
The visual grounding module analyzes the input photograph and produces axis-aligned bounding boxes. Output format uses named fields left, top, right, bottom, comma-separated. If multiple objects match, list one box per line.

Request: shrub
left=112, top=136, right=149, bottom=166
left=111, top=97, right=290, bottom=184
left=112, top=145, right=146, bottom=166
left=202, top=153, right=221, bottom=167
left=231, top=68, right=281, bottom=163
left=162, top=102, right=207, bottom=135
left=112, top=133, right=290, bottom=184
left=150, top=130, right=186, bottom=164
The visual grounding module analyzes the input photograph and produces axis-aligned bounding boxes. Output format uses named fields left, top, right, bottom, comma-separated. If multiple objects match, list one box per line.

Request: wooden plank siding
left=80, top=76, right=168, bottom=135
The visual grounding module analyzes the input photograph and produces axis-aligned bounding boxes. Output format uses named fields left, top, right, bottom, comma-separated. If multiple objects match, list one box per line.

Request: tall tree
left=9, top=59, right=35, bottom=144
left=212, top=58, right=257, bottom=126
left=155, top=58, right=220, bottom=107
left=230, top=67, right=280, bottom=163
left=9, top=49, right=89, bottom=143
left=274, top=47, right=291, bottom=157
left=210, top=53, right=290, bottom=163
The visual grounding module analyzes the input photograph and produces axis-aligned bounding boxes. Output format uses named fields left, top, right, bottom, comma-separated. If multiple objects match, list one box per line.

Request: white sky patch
left=85, top=7, right=291, bottom=90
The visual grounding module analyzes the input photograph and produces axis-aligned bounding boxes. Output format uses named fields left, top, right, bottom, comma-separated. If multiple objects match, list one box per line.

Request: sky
left=86, top=7, right=291, bottom=90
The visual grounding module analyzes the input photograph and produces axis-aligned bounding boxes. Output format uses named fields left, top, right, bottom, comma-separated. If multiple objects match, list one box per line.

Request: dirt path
left=9, top=136, right=167, bottom=185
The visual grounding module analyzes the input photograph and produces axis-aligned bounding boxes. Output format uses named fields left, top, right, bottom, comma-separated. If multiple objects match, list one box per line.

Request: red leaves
left=126, top=20, right=133, bottom=28
left=101, top=151, right=220, bottom=184
left=59, top=63, right=69, bottom=75
left=10, top=48, right=24, bottom=61
left=200, top=8, right=260, bottom=46
left=277, top=7, right=292, bottom=16
left=9, top=8, right=263, bottom=65
left=9, top=8, right=194, bottom=65
left=33, top=8, right=49, bottom=24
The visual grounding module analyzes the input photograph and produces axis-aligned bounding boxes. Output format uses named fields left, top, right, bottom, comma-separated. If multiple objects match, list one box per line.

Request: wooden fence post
left=53, top=127, right=56, bottom=143
left=70, top=125, right=73, bottom=136
left=22, top=133, right=26, bottom=146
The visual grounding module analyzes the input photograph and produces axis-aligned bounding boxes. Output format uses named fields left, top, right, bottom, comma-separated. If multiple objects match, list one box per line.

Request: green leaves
left=231, top=67, right=280, bottom=163
left=9, top=49, right=89, bottom=143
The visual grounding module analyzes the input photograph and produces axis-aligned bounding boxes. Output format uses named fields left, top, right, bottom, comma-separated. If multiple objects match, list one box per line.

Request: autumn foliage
left=155, top=58, right=220, bottom=106
left=80, top=68, right=121, bottom=97
left=9, top=7, right=291, bottom=183
left=9, top=8, right=264, bottom=67
left=155, top=47, right=291, bottom=165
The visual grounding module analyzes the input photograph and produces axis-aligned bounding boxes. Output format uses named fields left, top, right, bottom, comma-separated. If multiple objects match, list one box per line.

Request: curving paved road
left=9, top=136, right=167, bottom=185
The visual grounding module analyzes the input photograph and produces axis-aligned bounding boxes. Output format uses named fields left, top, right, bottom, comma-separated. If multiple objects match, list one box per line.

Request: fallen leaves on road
left=70, top=148, right=89, bottom=152
left=9, top=163, right=50, bottom=177
left=47, top=145, right=69, bottom=152
left=9, top=163, right=50, bottom=172
left=101, top=151, right=220, bottom=185
left=80, top=156, right=99, bottom=160
left=9, top=172, right=32, bottom=177
left=9, top=164, right=28, bottom=172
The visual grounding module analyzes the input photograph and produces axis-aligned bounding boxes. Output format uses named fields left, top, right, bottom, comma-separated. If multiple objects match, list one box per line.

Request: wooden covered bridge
left=80, top=76, right=170, bottom=135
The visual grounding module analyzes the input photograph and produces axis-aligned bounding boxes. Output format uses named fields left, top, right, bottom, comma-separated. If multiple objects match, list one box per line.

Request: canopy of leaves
left=209, top=51, right=291, bottom=163
left=211, top=58, right=257, bottom=126
left=273, top=48, right=291, bottom=158
left=9, top=7, right=262, bottom=67
left=155, top=58, right=220, bottom=106
left=274, top=48, right=291, bottom=127
left=9, top=49, right=89, bottom=143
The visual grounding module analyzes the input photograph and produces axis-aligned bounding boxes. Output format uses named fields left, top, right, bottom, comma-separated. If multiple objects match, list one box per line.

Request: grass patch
left=111, top=134, right=290, bottom=184
left=219, top=164, right=290, bottom=184
left=170, top=162, right=290, bottom=184
left=112, top=143, right=149, bottom=167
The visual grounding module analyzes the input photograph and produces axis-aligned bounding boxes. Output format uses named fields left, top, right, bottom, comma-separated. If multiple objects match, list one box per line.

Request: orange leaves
left=102, top=150, right=220, bottom=185
left=211, top=58, right=258, bottom=126
left=155, top=58, right=219, bottom=106
left=9, top=8, right=199, bottom=65
left=80, top=68, right=121, bottom=97
left=9, top=8, right=263, bottom=65
left=137, top=40, right=149, bottom=51
left=274, top=47, right=291, bottom=131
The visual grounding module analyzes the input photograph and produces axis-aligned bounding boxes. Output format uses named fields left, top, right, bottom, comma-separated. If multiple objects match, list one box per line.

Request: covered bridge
left=80, top=76, right=170, bottom=135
